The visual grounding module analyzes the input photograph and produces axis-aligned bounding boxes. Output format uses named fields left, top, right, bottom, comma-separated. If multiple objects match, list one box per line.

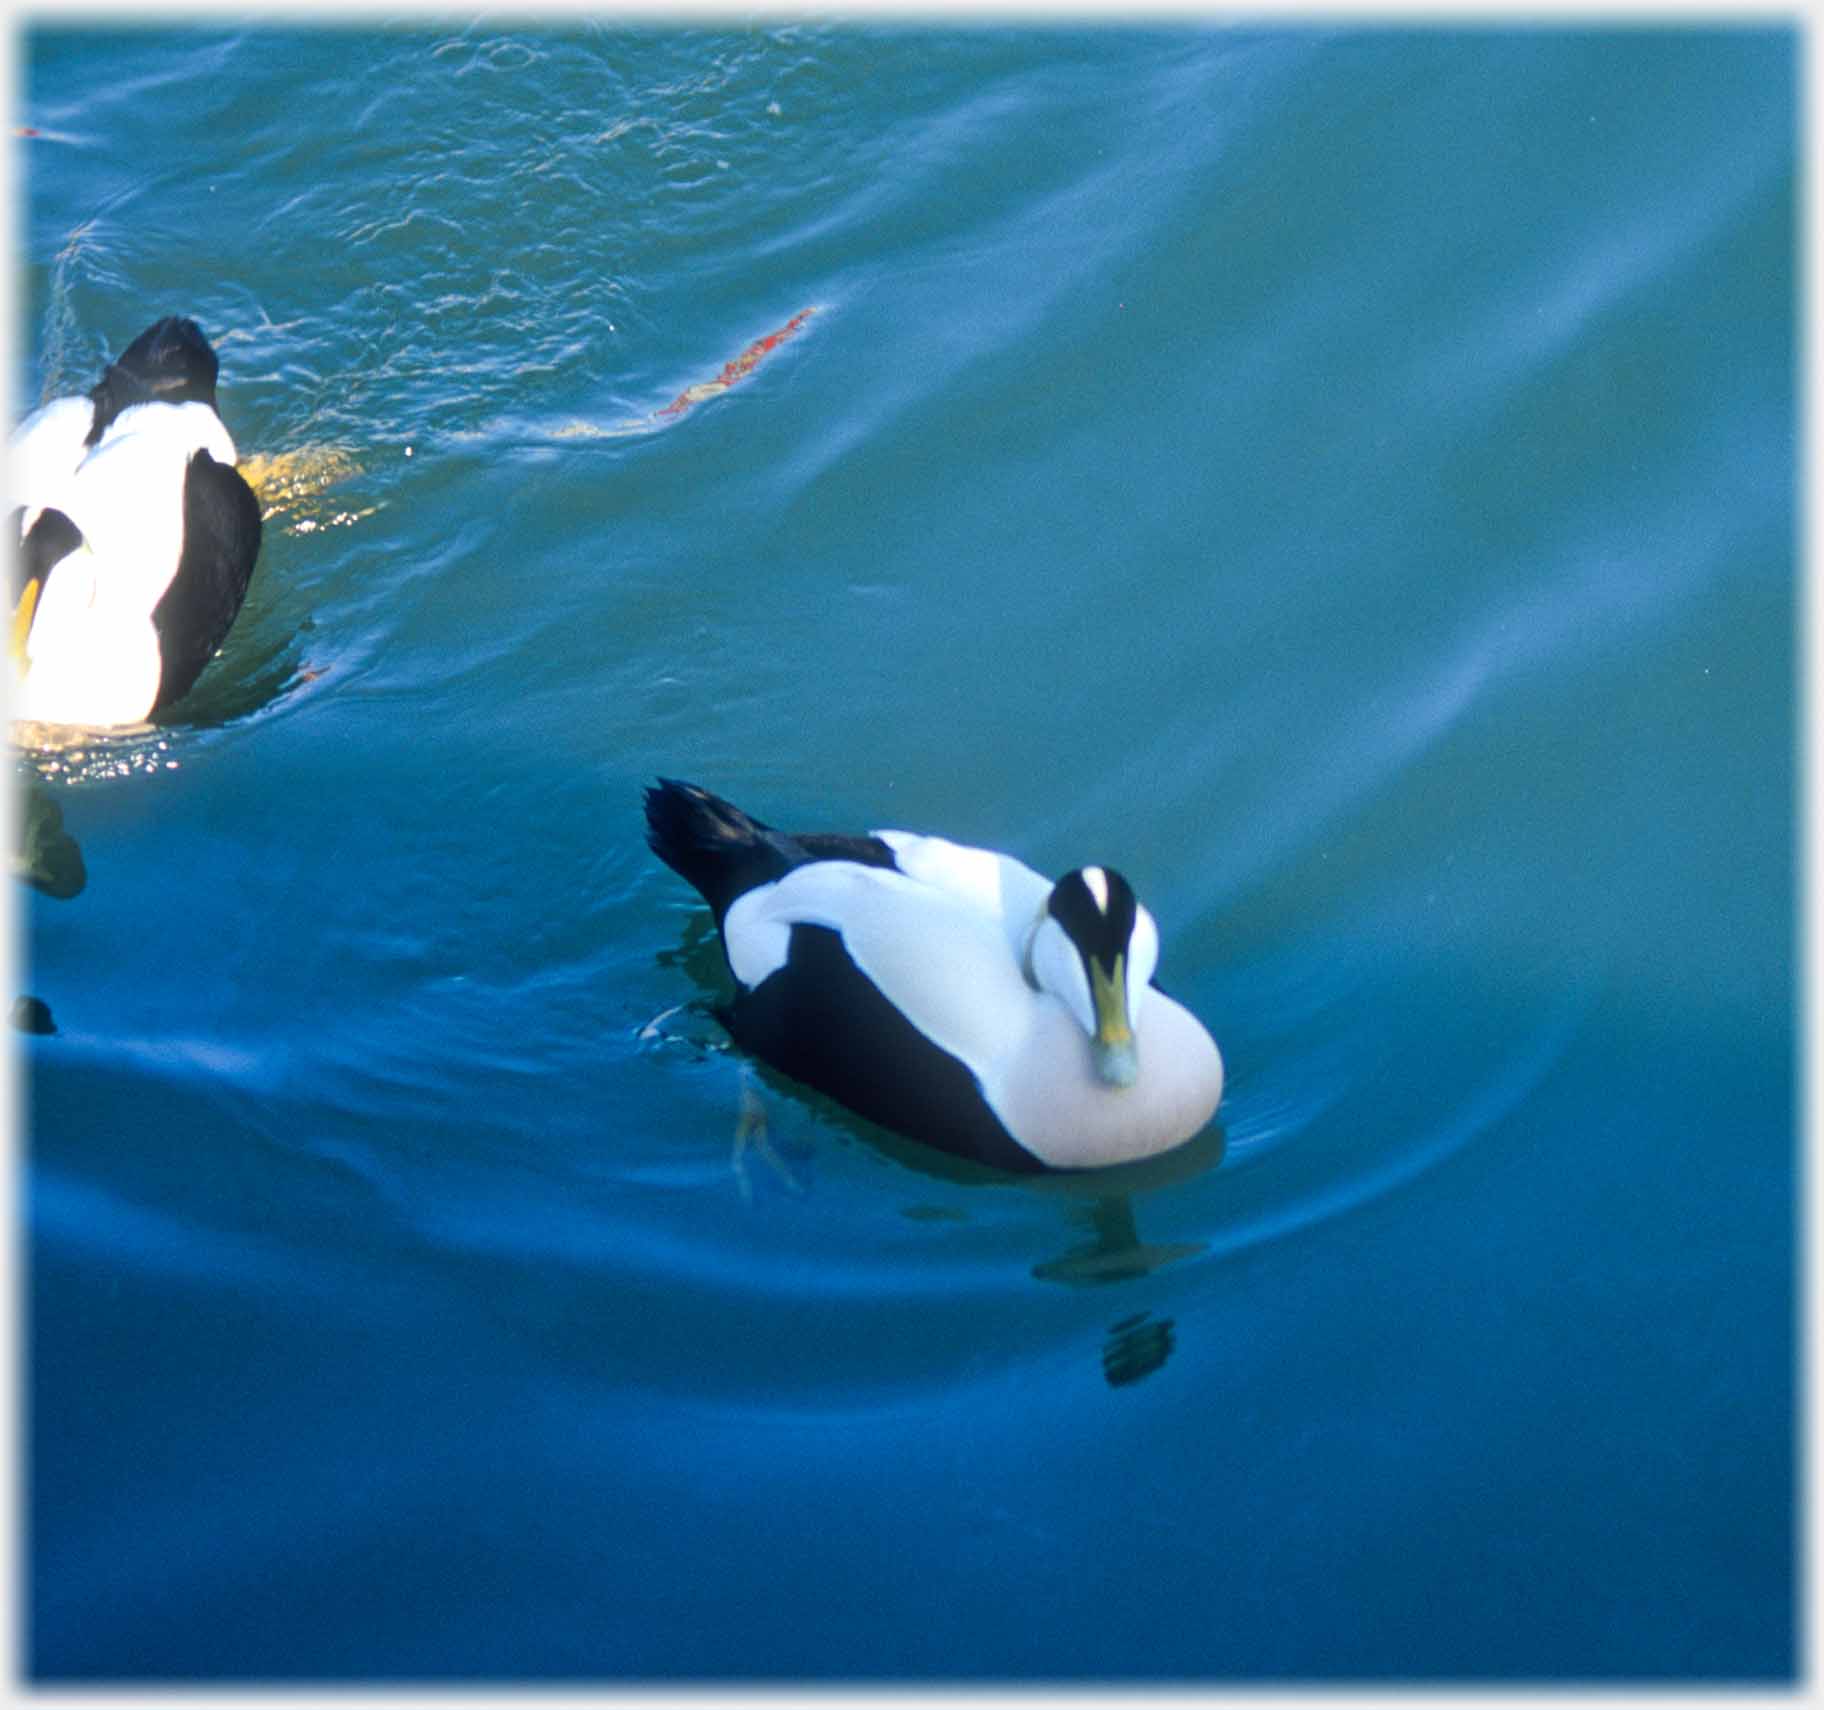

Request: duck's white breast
left=16, top=593, right=161, bottom=727
left=987, top=989, right=1225, bottom=1169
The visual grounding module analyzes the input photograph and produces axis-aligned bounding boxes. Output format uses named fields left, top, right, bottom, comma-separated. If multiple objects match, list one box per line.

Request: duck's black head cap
left=86, top=316, right=221, bottom=444
left=1047, top=866, right=1139, bottom=968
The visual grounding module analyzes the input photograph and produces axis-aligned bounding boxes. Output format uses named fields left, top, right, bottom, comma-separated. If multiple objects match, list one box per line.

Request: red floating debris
left=656, top=306, right=818, bottom=419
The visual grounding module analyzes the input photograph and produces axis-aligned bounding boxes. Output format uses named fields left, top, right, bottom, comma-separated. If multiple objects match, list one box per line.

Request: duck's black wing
left=722, top=919, right=1043, bottom=1173
left=149, top=450, right=262, bottom=711
left=13, top=505, right=84, bottom=603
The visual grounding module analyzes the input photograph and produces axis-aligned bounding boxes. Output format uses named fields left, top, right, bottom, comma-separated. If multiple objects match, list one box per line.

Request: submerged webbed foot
left=732, top=1067, right=805, bottom=1202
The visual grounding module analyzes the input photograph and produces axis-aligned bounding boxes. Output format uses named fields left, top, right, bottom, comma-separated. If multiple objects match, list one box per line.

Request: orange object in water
left=656, top=307, right=818, bottom=419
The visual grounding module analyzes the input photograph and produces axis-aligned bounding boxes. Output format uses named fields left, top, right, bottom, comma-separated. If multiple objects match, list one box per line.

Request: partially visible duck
left=644, top=778, right=1225, bottom=1173
left=10, top=315, right=262, bottom=727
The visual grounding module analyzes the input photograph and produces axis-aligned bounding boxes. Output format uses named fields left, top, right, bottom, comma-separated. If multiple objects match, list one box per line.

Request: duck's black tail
left=87, top=317, right=221, bottom=445
left=645, top=778, right=903, bottom=923
left=644, top=778, right=802, bottom=923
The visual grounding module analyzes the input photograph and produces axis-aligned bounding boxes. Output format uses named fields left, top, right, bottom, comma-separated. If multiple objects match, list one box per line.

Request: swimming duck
left=10, top=315, right=262, bottom=728
left=644, top=778, right=1224, bottom=1172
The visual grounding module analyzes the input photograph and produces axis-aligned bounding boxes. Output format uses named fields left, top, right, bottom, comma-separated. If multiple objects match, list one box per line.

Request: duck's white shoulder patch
left=95, top=400, right=236, bottom=468
left=725, top=860, right=928, bottom=992
left=874, top=830, right=1052, bottom=942
left=722, top=878, right=792, bottom=989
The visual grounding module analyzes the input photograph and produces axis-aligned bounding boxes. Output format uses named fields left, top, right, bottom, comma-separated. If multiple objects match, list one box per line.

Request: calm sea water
left=16, top=22, right=1793, bottom=1684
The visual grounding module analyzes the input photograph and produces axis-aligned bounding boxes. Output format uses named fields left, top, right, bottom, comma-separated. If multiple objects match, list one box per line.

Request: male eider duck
left=9, top=315, right=262, bottom=728
left=644, top=778, right=1224, bottom=1172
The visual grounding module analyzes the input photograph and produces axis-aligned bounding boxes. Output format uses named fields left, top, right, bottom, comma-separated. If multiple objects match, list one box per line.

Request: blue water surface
left=16, top=22, right=1794, bottom=1683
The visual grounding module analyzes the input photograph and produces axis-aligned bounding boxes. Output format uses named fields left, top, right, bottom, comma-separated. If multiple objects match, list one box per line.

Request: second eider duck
left=10, top=315, right=263, bottom=728
left=644, top=778, right=1224, bottom=1172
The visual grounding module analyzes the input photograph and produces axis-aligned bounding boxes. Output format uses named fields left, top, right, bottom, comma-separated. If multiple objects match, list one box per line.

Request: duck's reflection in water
left=1030, top=1191, right=1206, bottom=1390
left=1031, top=1192, right=1204, bottom=1287
left=13, top=777, right=86, bottom=1036
left=1102, top=1311, right=1175, bottom=1389
left=877, top=1114, right=1224, bottom=1388
left=16, top=777, right=84, bottom=899
left=640, top=979, right=1223, bottom=1391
